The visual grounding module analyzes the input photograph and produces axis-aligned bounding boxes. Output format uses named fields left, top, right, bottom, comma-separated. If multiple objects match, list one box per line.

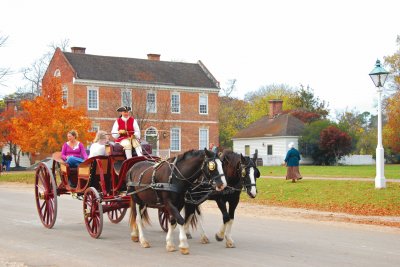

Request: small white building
left=232, top=100, right=305, bottom=166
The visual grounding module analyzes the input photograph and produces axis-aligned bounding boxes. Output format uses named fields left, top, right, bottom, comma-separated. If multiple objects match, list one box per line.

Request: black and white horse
left=184, top=150, right=259, bottom=247
left=126, top=149, right=226, bottom=254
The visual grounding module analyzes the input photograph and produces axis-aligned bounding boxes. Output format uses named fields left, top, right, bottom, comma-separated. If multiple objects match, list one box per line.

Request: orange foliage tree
left=11, top=77, right=93, bottom=155
left=383, top=91, right=400, bottom=153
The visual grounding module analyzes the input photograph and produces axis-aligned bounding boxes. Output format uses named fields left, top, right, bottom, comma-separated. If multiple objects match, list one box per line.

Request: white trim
left=121, top=88, right=132, bottom=108
left=171, top=92, right=180, bottom=114
left=73, top=78, right=219, bottom=93
left=146, top=91, right=157, bottom=113
left=199, top=94, right=208, bottom=115
left=87, top=86, right=99, bottom=110
left=199, top=128, right=209, bottom=150
left=170, top=127, right=181, bottom=152
left=88, top=117, right=219, bottom=124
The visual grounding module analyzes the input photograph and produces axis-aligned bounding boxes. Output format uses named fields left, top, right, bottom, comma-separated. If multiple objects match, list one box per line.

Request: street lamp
left=369, top=59, right=390, bottom=189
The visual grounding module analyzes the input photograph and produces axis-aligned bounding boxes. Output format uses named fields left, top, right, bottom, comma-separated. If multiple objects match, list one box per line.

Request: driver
left=111, top=106, right=143, bottom=159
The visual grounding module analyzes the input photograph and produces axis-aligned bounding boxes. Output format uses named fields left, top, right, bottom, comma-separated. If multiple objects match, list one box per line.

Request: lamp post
left=369, top=59, right=390, bottom=189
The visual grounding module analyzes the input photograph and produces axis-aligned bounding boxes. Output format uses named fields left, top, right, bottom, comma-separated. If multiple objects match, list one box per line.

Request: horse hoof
left=186, top=233, right=192, bottom=239
left=141, top=241, right=151, bottom=248
left=166, top=244, right=176, bottom=252
left=226, top=241, right=236, bottom=248
left=180, top=247, right=190, bottom=255
left=200, top=235, right=210, bottom=244
left=131, top=236, right=139, bottom=242
left=215, top=233, right=224, bottom=242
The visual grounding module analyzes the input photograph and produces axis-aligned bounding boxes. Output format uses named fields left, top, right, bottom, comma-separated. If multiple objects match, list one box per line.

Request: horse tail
left=141, top=207, right=151, bottom=226
left=184, top=203, right=201, bottom=230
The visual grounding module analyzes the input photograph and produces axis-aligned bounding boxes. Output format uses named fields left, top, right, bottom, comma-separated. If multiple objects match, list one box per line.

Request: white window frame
left=62, top=85, right=68, bottom=105
left=199, top=94, right=208, bottom=115
left=171, top=92, right=180, bottom=113
left=54, top=69, right=61, bottom=77
left=146, top=91, right=157, bottom=113
left=199, top=128, right=209, bottom=150
left=87, top=87, right=99, bottom=110
left=170, top=127, right=181, bottom=152
left=121, top=88, right=132, bottom=108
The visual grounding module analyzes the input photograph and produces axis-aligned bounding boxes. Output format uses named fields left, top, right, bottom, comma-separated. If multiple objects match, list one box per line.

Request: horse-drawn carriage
left=34, top=142, right=158, bottom=238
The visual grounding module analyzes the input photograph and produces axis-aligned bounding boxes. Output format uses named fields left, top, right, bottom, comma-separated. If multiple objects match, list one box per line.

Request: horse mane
left=221, top=149, right=240, bottom=164
left=176, top=149, right=204, bottom=163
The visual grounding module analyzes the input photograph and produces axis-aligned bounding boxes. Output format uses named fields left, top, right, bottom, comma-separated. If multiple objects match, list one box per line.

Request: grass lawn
left=260, top=164, right=400, bottom=179
left=242, top=178, right=400, bottom=216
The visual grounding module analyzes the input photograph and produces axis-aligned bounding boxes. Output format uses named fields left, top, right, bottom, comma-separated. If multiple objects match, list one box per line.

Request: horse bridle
left=239, top=160, right=258, bottom=189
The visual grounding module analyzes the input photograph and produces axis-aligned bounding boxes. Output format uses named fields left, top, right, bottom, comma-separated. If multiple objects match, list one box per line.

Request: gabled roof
left=63, top=52, right=219, bottom=89
left=233, top=113, right=305, bottom=139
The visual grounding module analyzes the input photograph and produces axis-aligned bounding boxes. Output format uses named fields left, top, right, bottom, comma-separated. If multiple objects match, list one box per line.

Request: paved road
left=1, top=184, right=400, bottom=267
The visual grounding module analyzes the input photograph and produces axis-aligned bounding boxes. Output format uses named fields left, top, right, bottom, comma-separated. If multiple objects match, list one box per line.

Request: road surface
left=0, top=184, right=399, bottom=267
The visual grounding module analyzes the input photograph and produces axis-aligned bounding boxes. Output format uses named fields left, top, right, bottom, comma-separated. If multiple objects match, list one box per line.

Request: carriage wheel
left=35, top=163, right=58, bottom=229
left=158, top=208, right=169, bottom=232
left=83, top=187, right=103, bottom=238
left=106, top=202, right=127, bottom=224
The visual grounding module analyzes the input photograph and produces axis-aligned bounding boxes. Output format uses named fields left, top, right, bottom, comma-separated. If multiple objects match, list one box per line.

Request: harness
left=126, top=155, right=222, bottom=200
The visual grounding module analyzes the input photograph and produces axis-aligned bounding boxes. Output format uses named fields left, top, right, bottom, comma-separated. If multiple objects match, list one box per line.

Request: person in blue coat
left=284, top=142, right=302, bottom=183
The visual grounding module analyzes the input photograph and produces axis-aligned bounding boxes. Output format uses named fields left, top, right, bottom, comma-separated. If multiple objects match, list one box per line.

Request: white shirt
left=89, top=142, right=106, bottom=158
left=111, top=116, right=141, bottom=140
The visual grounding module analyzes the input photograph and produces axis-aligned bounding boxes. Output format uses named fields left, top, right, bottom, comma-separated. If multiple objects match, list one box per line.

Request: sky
left=1, top=0, right=399, bottom=118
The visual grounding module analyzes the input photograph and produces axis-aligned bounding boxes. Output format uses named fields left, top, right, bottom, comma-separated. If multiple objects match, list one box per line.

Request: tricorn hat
left=116, top=106, right=131, bottom=112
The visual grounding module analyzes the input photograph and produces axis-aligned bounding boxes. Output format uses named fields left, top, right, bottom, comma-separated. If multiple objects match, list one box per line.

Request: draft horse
left=184, top=150, right=259, bottom=248
left=126, top=149, right=227, bottom=254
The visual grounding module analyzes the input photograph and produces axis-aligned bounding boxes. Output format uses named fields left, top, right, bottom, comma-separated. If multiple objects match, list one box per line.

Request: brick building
left=43, top=47, right=221, bottom=157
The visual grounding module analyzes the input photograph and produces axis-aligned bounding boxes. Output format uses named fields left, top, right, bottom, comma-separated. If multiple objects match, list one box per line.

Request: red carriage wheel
left=106, top=202, right=127, bottom=224
left=83, top=187, right=103, bottom=238
left=35, top=163, right=58, bottom=229
left=158, top=208, right=169, bottom=232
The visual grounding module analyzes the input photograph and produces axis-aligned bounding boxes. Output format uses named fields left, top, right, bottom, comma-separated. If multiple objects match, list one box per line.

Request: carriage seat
left=106, top=143, right=125, bottom=156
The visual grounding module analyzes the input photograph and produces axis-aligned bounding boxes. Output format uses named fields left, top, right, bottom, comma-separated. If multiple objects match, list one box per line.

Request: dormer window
left=54, top=69, right=61, bottom=77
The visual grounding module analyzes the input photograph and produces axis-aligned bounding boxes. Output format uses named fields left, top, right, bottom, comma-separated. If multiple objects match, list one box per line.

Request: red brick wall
left=44, top=51, right=220, bottom=156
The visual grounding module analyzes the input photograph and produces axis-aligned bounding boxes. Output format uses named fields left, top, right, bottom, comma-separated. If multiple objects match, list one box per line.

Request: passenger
left=89, top=130, right=109, bottom=158
left=111, top=106, right=143, bottom=159
left=61, top=130, right=88, bottom=167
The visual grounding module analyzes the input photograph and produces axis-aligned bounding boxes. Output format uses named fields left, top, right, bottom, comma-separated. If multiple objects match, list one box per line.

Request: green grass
left=242, top=178, right=400, bottom=216
left=0, top=171, right=34, bottom=184
left=260, top=164, right=400, bottom=179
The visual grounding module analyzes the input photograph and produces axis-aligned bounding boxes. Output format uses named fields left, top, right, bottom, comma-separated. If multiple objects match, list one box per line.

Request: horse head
left=202, top=148, right=227, bottom=191
left=240, top=151, right=259, bottom=198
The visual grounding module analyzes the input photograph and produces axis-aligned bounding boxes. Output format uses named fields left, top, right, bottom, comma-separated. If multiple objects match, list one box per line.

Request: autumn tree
left=11, top=77, right=92, bottom=156
left=383, top=91, right=400, bottom=153
left=0, top=107, right=23, bottom=167
left=320, top=126, right=352, bottom=164
left=384, top=35, right=400, bottom=92
left=287, top=85, right=329, bottom=123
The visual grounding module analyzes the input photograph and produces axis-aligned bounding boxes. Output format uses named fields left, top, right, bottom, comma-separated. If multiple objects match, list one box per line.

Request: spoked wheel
left=106, top=202, right=127, bottom=224
left=83, top=187, right=103, bottom=238
left=35, top=162, right=58, bottom=229
left=158, top=208, right=170, bottom=232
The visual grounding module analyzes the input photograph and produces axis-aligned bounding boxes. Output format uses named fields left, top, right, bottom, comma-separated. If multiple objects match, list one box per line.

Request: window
left=62, top=85, right=68, bottom=105
left=199, top=128, right=209, bottom=149
left=54, top=69, right=61, bottom=77
left=267, top=145, right=273, bottom=155
left=245, top=145, right=250, bottom=156
left=199, top=94, right=208, bottom=114
left=171, top=92, right=180, bottom=113
left=170, top=127, right=181, bottom=151
left=146, top=91, right=156, bottom=113
left=87, top=87, right=99, bottom=110
left=90, top=125, right=100, bottom=133
left=121, top=89, right=132, bottom=108
left=145, top=127, right=158, bottom=156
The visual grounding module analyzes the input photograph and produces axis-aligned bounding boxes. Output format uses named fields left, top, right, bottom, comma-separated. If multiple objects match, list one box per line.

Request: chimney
left=268, top=99, right=283, bottom=118
left=5, top=98, right=16, bottom=114
left=71, top=47, right=86, bottom=54
left=147, top=53, right=160, bottom=61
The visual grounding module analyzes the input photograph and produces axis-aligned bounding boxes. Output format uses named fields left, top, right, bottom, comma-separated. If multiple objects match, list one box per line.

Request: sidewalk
left=262, top=176, right=400, bottom=182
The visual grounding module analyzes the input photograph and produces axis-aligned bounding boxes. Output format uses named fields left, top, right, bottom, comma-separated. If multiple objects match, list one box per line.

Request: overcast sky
left=1, top=0, right=399, bottom=118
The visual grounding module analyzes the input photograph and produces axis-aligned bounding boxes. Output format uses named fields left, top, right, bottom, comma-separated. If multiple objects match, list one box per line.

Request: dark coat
left=284, top=148, right=301, bottom=167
